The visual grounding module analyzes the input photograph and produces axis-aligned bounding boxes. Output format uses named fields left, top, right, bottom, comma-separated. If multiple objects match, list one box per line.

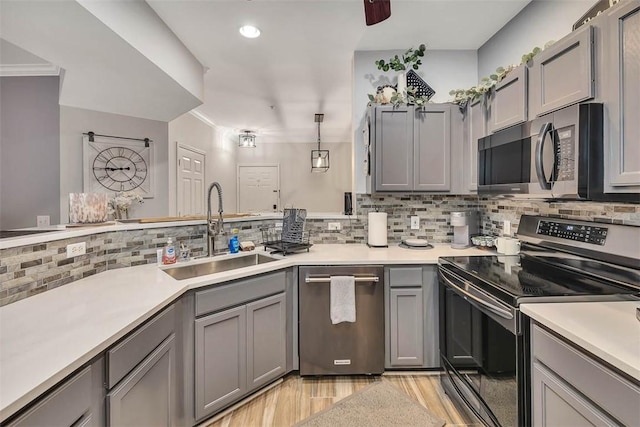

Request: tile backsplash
left=2, top=194, right=638, bottom=306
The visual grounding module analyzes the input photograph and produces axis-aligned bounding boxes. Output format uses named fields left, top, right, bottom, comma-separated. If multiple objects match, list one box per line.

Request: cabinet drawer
left=389, top=267, right=422, bottom=287
left=195, top=271, right=286, bottom=317
left=106, top=304, right=175, bottom=389
left=7, top=366, right=92, bottom=427
left=532, top=323, right=640, bottom=426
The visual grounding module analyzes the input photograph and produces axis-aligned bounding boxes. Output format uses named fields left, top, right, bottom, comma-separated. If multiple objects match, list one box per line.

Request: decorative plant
left=448, top=41, right=555, bottom=109
left=375, top=44, right=427, bottom=72
left=368, top=85, right=432, bottom=106
left=109, top=192, right=143, bottom=219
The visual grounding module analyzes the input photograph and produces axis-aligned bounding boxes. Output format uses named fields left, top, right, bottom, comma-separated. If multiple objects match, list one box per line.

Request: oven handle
left=535, top=122, right=556, bottom=191
left=440, top=269, right=514, bottom=320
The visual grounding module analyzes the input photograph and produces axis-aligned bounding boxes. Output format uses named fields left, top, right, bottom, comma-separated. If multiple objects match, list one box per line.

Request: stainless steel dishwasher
left=298, top=265, right=384, bottom=376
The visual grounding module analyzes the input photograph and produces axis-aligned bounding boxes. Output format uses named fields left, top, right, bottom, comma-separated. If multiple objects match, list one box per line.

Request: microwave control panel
left=537, top=220, right=608, bottom=245
left=555, top=127, right=575, bottom=181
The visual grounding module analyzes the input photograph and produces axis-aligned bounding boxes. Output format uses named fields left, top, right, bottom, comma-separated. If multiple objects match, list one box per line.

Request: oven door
left=439, top=265, right=529, bottom=427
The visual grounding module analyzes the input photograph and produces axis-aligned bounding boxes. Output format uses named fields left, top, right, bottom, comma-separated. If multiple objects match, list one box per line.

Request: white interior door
left=177, top=144, right=206, bottom=216
left=237, top=165, right=280, bottom=213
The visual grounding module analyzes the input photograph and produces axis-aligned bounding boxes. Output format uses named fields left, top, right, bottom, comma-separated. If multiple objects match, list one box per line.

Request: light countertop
left=521, top=301, right=640, bottom=382
left=0, top=243, right=485, bottom=421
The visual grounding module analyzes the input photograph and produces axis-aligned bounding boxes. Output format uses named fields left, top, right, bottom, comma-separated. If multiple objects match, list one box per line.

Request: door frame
left=236, top=164, right=280, bottom=213
left=176, top=143, right=207, bottom=216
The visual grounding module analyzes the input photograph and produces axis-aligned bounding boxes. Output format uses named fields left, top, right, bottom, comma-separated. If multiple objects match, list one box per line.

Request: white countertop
left=0, top=243, right=485, bottom=421
left=522, top=301, right=640, bottom=382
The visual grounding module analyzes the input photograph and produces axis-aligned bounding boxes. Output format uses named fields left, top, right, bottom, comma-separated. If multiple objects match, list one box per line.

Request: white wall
left=352, top=49, right=478, bottom=193
left=236, top=142, right=352, bottom=213
left=60, top=106, right=169, bottom=222
left=168, top=113, right=238, bottom=215
left=477, top=0, right=595, bottom=78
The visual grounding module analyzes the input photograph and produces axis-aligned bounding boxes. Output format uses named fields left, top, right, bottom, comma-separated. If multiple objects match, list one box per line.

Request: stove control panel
left=536, top=220, right=608, bottom=245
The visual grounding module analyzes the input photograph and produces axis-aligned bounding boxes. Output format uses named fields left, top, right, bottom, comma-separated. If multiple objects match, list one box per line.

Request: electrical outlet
left=328, top=222, right=342, bottom=231
left=410, top=216, right=420, bottom=230
left=503, top=220, right=511, bottom=236
left=275, top=222, right=283, bottom=228
left=36, top=215, right=50, bottom=227
left=66, top=242, right=86, bottom=258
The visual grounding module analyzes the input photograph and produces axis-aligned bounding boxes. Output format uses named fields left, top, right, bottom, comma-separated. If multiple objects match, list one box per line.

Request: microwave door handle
left=535, top=122, right=553, bottom=190
left=440, top=271, right=513, bottom=320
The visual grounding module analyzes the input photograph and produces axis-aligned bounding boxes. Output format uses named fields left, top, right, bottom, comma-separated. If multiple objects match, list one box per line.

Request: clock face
left=92, top=147, right=148, bottom=192
left=83, top=136, right=154, bottom=197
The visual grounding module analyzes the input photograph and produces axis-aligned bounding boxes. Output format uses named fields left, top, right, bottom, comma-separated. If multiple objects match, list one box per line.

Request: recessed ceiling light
left=239, top=25, right=261, bottom=38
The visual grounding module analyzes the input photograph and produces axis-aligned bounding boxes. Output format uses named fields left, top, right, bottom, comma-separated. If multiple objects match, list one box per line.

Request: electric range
left=437, top=215, right=640, bottom=427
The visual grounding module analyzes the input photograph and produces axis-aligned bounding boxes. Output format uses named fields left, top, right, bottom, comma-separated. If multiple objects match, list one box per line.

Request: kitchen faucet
left=207, top=182, right=224, bottom=256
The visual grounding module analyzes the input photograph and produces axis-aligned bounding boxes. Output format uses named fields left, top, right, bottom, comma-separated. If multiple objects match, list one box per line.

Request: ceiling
left=148, top=0, right=531, bottom=143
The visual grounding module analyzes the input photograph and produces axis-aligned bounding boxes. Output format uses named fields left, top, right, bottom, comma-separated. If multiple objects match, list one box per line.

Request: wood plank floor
left=204, top=373, right=480, bottom=427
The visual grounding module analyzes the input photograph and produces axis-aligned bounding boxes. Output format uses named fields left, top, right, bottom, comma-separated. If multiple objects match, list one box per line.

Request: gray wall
left=477, top=0, right=595, bottom=78
left=60, top=106, right=169, bottom=222
left=0, top=76, right=60, bottom=229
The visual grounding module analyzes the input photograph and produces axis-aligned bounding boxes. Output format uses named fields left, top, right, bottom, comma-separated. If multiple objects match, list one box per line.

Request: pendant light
left=311, top=113, right=329, bottom=172
left=238, top=130, right=256, bottom=148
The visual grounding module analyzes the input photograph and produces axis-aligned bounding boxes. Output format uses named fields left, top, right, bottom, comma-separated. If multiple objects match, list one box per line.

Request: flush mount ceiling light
left=239, top=25, right=261, bottom=38
left=311, top=113, right=329, bottom=172
left=238, top=130, right=256, bottom=148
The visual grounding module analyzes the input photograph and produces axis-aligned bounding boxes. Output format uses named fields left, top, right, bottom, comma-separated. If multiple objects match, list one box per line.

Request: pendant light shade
left=311, top=114, right=329, bottom=172
left=238, top=131, right=256, bottom=148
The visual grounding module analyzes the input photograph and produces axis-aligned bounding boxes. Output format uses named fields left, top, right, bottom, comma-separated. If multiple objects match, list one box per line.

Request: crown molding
left=0, top=63, right=61, bottom=77
left=189, top=110, right=217, bottom=129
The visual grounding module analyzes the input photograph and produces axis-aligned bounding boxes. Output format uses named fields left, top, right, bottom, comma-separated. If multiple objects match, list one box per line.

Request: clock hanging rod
left=83, top=131, right=152, bottom=147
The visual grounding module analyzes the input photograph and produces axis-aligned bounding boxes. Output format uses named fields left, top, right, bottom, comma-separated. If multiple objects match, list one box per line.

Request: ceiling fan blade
left=364, top=0, right=391, bottom=26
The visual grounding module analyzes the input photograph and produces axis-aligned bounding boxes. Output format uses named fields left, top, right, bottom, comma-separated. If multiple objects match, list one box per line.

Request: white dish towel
left=330, top=276, right=356, bottom=324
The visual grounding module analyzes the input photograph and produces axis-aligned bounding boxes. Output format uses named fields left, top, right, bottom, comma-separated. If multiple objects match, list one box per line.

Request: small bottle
left=228, top=229, right=240, bottom=254
left=162, top=238, right=177, bottom=265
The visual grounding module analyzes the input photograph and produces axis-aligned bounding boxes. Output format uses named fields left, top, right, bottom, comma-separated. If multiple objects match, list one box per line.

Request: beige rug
left=295, top=381, right=446, bottom=427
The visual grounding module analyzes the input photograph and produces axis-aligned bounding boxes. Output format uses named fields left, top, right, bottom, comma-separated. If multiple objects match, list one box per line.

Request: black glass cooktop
left=439, top=253, right=640, bottom=306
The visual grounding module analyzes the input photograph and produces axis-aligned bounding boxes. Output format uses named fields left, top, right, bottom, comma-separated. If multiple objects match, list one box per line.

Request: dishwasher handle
left=305, top=275, right=379, bottom=283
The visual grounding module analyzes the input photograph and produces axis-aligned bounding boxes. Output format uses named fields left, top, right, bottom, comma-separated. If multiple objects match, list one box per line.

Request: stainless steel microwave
left=478, top=103, right=637, bottom=202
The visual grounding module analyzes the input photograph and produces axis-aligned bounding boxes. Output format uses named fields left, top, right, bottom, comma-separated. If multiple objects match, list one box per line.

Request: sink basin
left=162, top=254, right=278, bottom=280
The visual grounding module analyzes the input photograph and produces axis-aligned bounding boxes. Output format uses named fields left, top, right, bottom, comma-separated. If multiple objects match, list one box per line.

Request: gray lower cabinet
left=487, top=64, right=527, bottom=133
left=531, top=322, right=640, bottom=427
left=605, top=1, right=640, bottom=190
left=529, top=24, right=595, bottom=117
left=6, top=358, right=104, bottom=427
left=107, top=334, right=176, bottom=427
left=385, top=266, right=439, bottom=369
left=370, top=104, right=456, bottom=193
left=194, top=291, right=287, bottom=422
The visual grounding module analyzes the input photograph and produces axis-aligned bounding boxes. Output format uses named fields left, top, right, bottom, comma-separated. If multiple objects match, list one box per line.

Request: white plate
left=403, top=238, right=430, bottom=247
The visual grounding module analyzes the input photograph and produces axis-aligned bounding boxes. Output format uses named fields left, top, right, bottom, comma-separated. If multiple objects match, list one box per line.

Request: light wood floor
left=204, top=373, right=480, bottom=427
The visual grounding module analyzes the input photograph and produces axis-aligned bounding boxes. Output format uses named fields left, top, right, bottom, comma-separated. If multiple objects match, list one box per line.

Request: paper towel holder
left=367, top=210, right=389, bottom=248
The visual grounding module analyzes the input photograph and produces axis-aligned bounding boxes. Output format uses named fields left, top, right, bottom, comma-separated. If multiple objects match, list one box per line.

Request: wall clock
left=83, top=135, right=154, bottom=198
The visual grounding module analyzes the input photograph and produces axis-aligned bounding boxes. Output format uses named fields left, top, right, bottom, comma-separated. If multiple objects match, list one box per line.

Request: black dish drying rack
left=261, top=208, right=312, bottom=255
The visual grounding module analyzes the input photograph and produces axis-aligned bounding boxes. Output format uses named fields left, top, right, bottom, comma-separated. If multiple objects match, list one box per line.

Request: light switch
left=411, top=216, right=420, bottom=230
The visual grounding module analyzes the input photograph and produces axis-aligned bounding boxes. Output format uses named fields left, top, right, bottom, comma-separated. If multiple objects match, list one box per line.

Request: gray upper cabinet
left=107, top=335, right=177, bottom=427
left=385, top=266, right=439, bottom=369
left=488, top=64, right=528, bottom=133
left=531, top=323, right=640, bottom=427
left=246, top=293, right=287, bottom=391
left=374, top=106, right=414, bottom=192
left=529, top=24, right=595, bottom=117
left=605, top=1, right=640, bottom=189
left=414, top=105, right=451, bottom=191
left=463, top=97, right=487, bottom=192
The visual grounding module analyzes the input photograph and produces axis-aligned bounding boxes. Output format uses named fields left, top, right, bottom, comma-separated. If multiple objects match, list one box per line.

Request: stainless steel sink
left=162, top=254, right=278, bottom=280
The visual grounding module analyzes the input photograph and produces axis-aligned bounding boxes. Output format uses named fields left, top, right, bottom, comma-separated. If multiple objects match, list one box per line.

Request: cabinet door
left=529, top=25, right=594, bottom=117
left=107, top=334, right=176, bottom=427
left=374, top=106, right=414, bottom=191
left=389, top=288, right=424, bottom=366
left=532, top=362, right=618, bottom=427
left=246, top=293, right=286, bottom=391
left=194, top=306, right=247, bottom=421
left=464, top=97, right=486, bottom=192
left=488, top=64, right=527, bottom=133
left=414, top=105, right=451, bottom=191
left=606, top=2, right=640, bottom=188
left=443, top=288, right=482, bottom=367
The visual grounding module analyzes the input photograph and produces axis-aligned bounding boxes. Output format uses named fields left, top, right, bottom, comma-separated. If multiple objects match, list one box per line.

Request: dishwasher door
left=298, top=265, right=384, bottom=376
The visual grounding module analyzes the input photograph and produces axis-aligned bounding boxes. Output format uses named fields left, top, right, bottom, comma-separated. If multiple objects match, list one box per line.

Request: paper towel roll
left=368, top=212, right=388, bottom=247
